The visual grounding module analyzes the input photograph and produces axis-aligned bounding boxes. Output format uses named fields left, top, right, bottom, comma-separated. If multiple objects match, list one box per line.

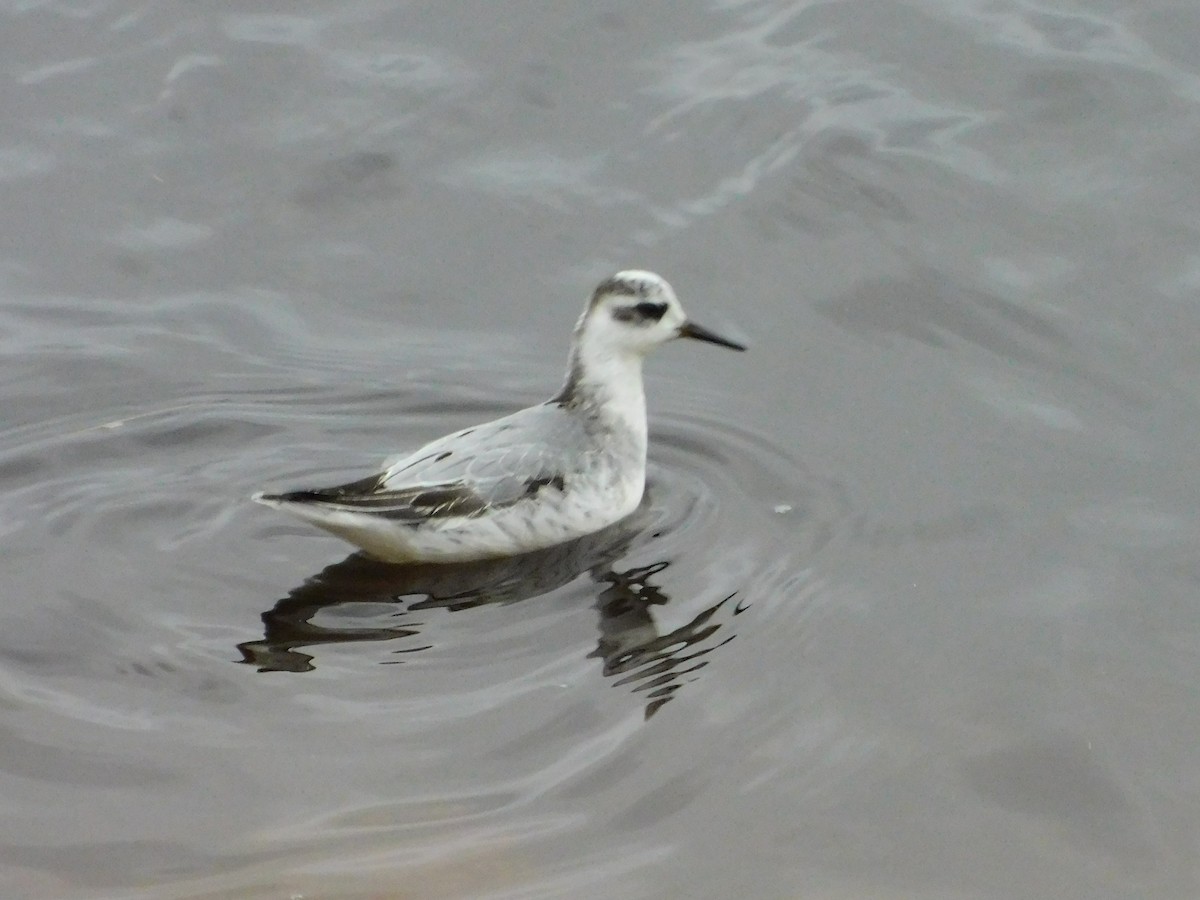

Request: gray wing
left=270, top=404, right=598, bottom=521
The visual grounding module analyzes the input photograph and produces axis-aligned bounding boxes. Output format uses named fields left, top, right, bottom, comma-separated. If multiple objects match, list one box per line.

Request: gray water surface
left=3, top=1, right=1200, bottom=897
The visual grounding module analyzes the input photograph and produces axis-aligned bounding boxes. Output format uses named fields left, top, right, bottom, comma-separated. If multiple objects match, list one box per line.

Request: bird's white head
left=577, top=270, right=745, bottom=357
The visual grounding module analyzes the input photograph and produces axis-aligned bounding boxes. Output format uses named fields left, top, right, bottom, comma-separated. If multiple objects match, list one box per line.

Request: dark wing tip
left=254, top=477, right=491, bottom=522
left=275, top=489, right=338, bottom=504
left=253, top=472, right=387, bottom=506
left=252, top=490, right=332, bottom=506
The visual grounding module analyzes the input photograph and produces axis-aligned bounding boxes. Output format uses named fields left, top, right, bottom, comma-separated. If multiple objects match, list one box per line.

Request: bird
left=253, top=270, right=745, bottom=563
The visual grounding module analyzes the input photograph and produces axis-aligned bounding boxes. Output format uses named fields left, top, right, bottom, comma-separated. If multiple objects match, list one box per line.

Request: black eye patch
left=613, top=301, right=668, bottom=323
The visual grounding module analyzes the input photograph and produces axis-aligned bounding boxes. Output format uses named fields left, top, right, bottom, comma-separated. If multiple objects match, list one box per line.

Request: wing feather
left=270, top=404, right=595, bottom=522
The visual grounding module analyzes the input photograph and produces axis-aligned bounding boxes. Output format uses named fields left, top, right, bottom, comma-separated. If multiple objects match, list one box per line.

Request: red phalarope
left=254, top=270, right=745, bottom=563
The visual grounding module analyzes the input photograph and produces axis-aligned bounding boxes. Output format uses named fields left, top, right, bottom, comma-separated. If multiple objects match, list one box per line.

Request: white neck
left=562, top=340, right=648, bottom=449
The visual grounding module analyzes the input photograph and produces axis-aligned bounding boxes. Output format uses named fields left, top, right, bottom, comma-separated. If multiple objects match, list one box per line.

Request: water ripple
left=230, top=399, right=846, bottom=725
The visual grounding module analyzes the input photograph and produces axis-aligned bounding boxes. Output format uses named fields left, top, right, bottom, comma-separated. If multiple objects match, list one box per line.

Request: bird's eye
left=634, top=301, right=668, bottom=322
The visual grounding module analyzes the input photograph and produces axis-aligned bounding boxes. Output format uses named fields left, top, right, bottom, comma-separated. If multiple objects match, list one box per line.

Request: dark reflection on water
left=590, top=561, right=741, bottom=718
left=239, top=512, right=741, bottom=719
left=9, top=0, right=1200, bottom=892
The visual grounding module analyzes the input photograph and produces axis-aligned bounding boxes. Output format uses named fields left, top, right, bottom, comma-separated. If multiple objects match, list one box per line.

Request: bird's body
left=254, top=270, right=744, bottom=563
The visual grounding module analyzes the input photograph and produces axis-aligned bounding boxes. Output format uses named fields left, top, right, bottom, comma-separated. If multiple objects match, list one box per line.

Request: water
left=3, top=0, right=1200, bottom=897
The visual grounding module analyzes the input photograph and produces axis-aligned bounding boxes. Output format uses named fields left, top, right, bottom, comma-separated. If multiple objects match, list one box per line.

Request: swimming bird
left=253, top=270, right=745, bottom=563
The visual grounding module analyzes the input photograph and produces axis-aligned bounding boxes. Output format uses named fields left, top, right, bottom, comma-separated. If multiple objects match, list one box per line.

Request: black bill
left=678, top=320, right=746, bottom=351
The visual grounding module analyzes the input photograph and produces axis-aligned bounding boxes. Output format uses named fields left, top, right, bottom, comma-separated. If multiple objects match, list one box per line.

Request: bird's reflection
left=240, top=517, right=741, bottom=718
left=591, top=562, right=738, bottom=719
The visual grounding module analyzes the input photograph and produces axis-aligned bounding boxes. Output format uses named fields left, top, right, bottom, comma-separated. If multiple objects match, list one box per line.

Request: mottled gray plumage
left=265, top=401, right=627, bottom=522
